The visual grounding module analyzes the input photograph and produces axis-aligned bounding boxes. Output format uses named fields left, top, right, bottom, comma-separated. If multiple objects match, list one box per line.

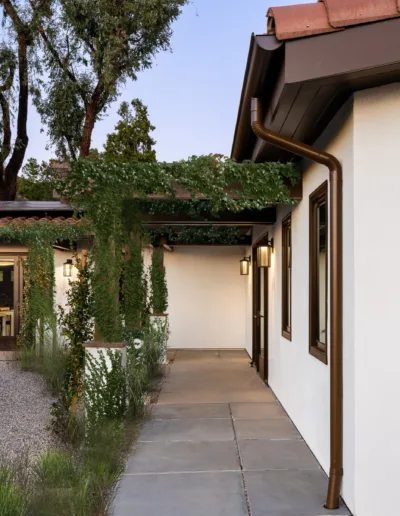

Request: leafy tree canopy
left=32, top=0, right=187, bottom=160
left=17, top=158, right=54, bottom=201
left=104, top=99, right=156, bottom=163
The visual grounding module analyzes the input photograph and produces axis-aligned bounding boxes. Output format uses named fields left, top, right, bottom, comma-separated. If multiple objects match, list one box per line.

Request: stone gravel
left=0, top=360, right=58, bottom=462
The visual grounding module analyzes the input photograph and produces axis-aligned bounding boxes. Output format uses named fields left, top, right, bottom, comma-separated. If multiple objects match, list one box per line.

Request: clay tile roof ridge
left=0, top=215, right=80, bottom=227
left=267, top=0, right=400, bottom=41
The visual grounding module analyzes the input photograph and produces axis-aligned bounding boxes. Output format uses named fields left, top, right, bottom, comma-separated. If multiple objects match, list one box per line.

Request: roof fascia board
left=231, top=35, right=283, bottom=161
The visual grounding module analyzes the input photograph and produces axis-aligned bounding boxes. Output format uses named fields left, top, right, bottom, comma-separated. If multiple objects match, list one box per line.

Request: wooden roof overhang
left=232, top=17, right=400, bottom=163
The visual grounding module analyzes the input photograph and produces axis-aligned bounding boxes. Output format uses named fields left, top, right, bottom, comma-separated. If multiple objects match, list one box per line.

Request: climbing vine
left=0, top=221, right=86, bottom=349
left=0, top=155, right=298, bottom=345
left=53, top=255, right=94, bottom=439
left=150, top=248, right=168, bottom=315
left=123, top=235, right=145, bottom=330
left=52, top=155, right=298, bottom=340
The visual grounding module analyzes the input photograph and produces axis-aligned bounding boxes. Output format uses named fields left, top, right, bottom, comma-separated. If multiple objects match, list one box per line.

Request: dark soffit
left=232, top=17, right=400, bottom=163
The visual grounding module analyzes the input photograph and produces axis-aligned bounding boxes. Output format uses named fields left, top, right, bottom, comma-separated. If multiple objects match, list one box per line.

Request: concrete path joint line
left=229, top=402, right=253, bottom=516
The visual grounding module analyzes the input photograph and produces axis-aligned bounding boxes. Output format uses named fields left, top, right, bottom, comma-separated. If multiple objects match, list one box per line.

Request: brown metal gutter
left=251, top=98, right=343, bottom=510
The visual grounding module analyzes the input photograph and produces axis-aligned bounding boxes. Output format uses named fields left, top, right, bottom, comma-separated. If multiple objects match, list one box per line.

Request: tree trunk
left=80, top=102, right=96, bottom=157
left=0, top=30, right=29, bottom=200
left=80, top=80, right=104, bottom=157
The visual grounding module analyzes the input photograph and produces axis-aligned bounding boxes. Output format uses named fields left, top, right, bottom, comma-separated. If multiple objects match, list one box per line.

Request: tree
left=104, top=99, right=156, bottom=163
left=0, top=2, right=32, bottom=200
left=32, top=0, right=187, bottom=160
left=17, top=158, right=54, bottom=200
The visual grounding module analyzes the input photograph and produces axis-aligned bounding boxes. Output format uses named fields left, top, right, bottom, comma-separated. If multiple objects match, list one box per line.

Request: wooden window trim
left=309, top=182, right=328, bottom=365
left=282, top=214, right=292, bottom=341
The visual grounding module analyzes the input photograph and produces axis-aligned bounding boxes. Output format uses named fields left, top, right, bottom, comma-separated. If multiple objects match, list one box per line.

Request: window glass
left=309, top=182, right=328, bottom=363
left=316, top=203, right=326, bottom=344
left=282, top=215, right=291, bottom=338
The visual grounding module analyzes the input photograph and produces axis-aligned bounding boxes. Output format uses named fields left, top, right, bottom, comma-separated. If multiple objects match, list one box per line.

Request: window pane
left=286, top=225, right=291, bottom=330
left=282, top=217, right=291, bottom=336
left=0, top=260, right=15, bottom=337
left=316, top=203, right=326, bottom=344
left=259, top=267, right=265, bottom=354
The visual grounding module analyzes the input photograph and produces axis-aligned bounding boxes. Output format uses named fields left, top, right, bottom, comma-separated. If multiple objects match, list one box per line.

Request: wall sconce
left=63, top=259, right=73, bottom=277
left=257, top=239, right=274, bottom=268
left=240, top=256, right=251, bottom=276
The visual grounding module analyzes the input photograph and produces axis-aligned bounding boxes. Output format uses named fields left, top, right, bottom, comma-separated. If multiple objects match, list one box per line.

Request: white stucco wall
left=351, top=83, right=400, bottom=516
left=54, top=249, right=76, bottom=310
left=250, top=100, right=357, bottom=510
left=164, top=246, right=248, bottom=349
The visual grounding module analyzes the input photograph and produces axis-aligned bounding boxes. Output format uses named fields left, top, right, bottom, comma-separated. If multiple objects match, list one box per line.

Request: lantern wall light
left=257, top=238, right=274, bottom=268
left=63, top=259, right=73, bottom=277
left=240, top=256, right=251, bottom=276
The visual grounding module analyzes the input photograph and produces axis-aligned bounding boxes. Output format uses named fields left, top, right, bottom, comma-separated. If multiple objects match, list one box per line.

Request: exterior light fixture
left=240, top=256, right=251, bottom=276
left=257, top=239, right=274, bottom=268
left=63, top=259, right=73, bottom=277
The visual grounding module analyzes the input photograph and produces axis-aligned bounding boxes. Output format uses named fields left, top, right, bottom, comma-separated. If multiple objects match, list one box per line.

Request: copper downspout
left=251, top=98, right=343, bottom=510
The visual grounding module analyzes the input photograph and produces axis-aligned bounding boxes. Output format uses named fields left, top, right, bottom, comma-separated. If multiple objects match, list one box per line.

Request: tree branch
left=4, top=31, right=29, bottom=199
left=0, top=91, right=12, bottom=178
left=28, top=0, right=86, bottom=101
left=67, top=137, right=77, bottom=161
left=1, top=0, right=26, bottom=33
left=0, top=61, right=16, bottom=92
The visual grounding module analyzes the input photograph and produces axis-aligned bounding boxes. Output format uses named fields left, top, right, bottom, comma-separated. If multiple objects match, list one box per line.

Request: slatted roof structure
left=0, top=201, right=272, bottom=247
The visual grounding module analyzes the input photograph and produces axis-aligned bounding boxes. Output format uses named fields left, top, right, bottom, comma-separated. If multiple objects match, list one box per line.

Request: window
left=309, top=182, right=328, bottom=364
left=282, top=214, right=291, bottom=340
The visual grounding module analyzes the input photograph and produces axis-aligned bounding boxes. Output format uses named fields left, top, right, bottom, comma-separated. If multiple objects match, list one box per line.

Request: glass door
left=0, top=256, right=24, bottom=349
left=252, top=244, right=269, bottom=383
left=0, top=259, right=15, bottom=337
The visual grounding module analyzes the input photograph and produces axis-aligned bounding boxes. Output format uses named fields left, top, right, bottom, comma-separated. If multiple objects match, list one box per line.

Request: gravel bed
left=0, top=361, right=59, bottom=462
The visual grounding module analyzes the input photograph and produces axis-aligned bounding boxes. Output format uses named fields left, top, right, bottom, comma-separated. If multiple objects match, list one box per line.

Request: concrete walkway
left=113, top=350, right=350, bottom=516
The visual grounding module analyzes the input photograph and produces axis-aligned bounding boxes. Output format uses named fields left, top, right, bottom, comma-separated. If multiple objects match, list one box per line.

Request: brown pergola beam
left=141, top=206, right=277, bottom=226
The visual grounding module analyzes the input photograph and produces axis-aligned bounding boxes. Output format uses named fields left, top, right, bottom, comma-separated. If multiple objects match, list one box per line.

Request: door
left=0, top=255, right=24, bottom=350
left=252, top=244, right=268, bottom=383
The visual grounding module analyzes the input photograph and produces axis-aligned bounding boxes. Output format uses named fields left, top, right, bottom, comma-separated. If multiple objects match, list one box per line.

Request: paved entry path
left=113, top=350, right=350, bottom=516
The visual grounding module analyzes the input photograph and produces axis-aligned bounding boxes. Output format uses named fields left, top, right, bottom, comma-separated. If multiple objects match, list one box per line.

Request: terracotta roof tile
left=267, top=3, right=341, bottom=40
left=322, top=0, right=400, bottom=27
left=0, top=216, right=80, bottom=227
left=267, top=0, right=400, bottom=40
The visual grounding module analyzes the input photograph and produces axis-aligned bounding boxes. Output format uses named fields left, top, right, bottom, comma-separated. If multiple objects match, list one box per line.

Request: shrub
left=0, top=467, right=28, bottom=516
left=19, top=342, right=70, bottom=397
left=85, top=349, right=128, bottom=429
left=29, top=434, right=124, bottom=516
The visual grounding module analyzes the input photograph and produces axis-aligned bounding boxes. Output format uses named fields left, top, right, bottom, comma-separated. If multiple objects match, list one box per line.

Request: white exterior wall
left=164, top=246, right=248, bottom=349
left=250, top=101, right=357, bottom=510
left=351, top=84, right=400, bottom=516
left=54, top=250, right=76, bottom=310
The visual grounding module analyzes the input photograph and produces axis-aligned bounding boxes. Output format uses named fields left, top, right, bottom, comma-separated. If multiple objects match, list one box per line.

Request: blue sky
left=27, top=0, right=307, bottom=163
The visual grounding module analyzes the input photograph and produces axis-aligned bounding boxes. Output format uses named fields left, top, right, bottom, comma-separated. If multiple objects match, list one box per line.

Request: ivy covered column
left=150, top=238, right=169, bottom=363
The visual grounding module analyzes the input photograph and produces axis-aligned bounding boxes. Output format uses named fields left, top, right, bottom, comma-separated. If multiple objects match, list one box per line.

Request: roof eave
left=233, top=17, right=400, bottom=164
left=231, top=34, right=284, bottom=162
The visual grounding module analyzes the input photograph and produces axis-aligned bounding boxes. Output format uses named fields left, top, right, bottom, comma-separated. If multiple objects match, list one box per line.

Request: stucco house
left=229, top=1, right=400, bottom=515
left=1, top=0, right=400, bottom=514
